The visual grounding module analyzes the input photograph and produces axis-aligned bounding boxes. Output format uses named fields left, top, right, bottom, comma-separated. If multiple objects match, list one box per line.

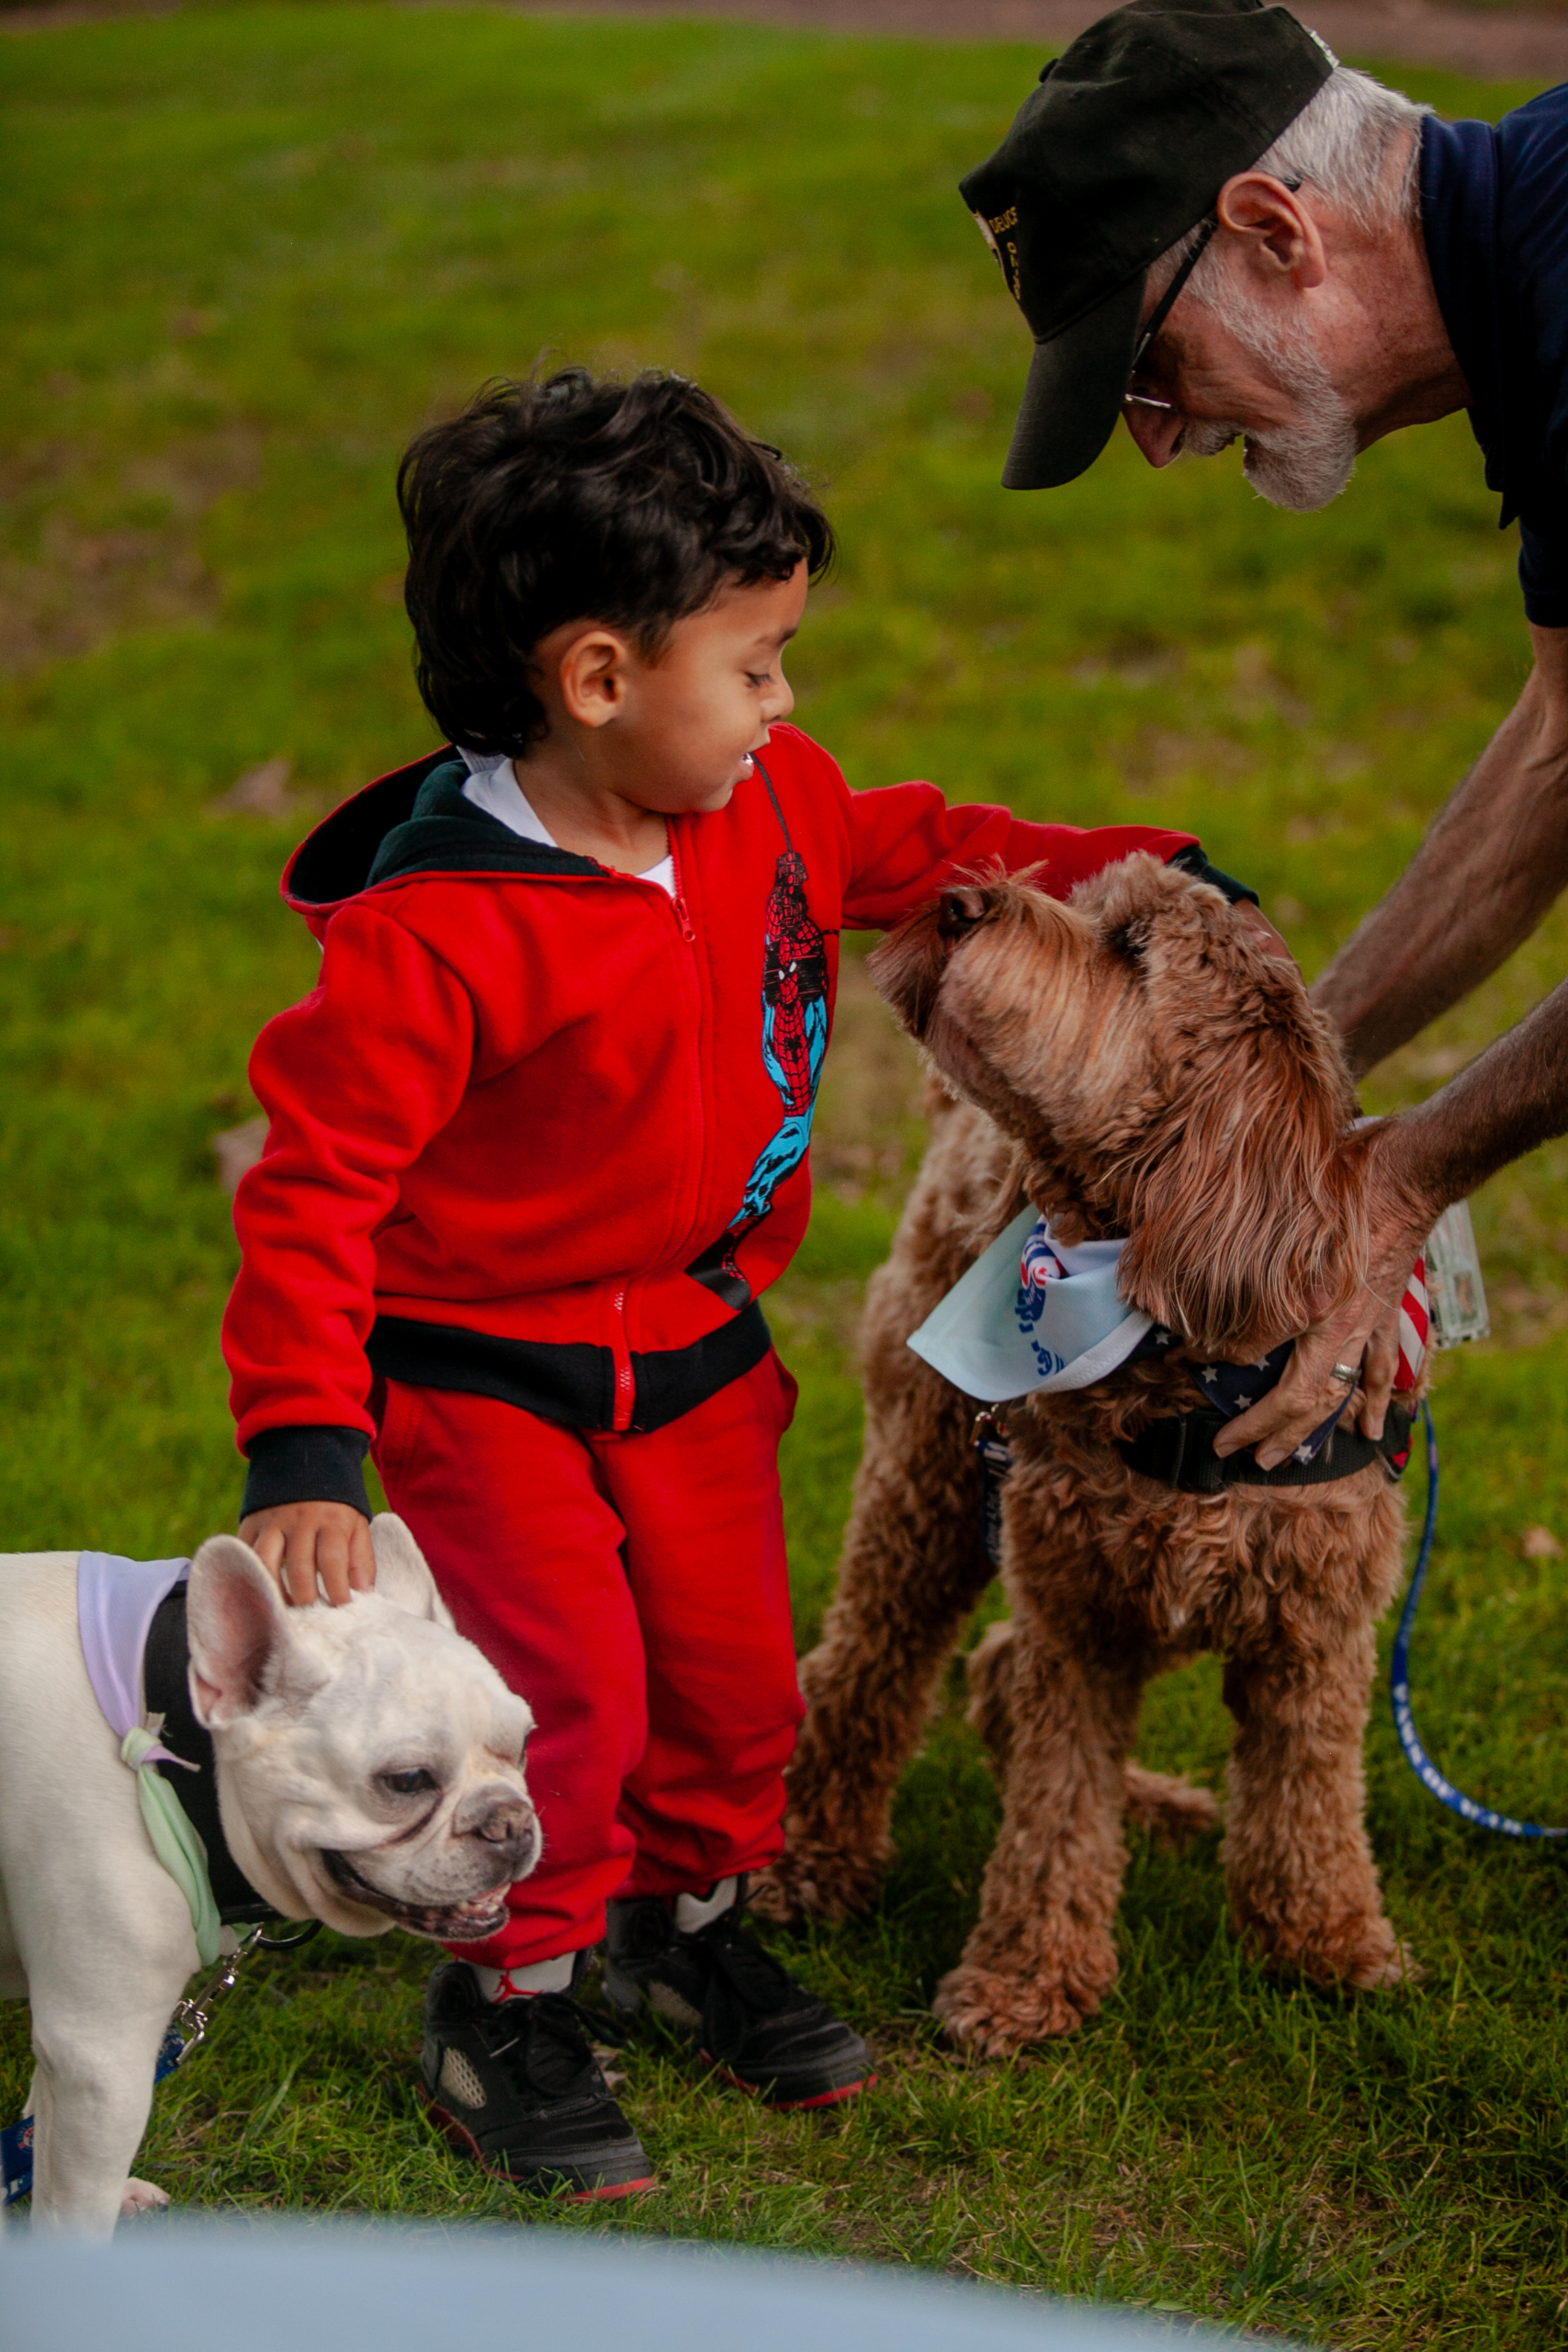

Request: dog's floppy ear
left=1115, top=996, right=1370, bottom=1358
left=368, top=1513, right=455, bottom=1629
left=186, top=1535, right=292, bottom=1728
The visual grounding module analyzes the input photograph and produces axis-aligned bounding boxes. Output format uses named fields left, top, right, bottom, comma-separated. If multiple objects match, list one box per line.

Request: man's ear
left=369, top=1513, right=455, bottom=1630
left=1215, top=171, right=1326, bottom=288
left=186, top=1536, right=291, bottom=1728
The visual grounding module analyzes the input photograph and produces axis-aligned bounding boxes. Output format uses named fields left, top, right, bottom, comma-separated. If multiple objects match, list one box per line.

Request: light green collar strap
left=120, top=1725, right=223, bottom=1966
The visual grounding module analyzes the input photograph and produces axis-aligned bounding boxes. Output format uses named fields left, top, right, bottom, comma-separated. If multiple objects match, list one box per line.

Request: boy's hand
left=239, top=1502, right=377, bottom=1608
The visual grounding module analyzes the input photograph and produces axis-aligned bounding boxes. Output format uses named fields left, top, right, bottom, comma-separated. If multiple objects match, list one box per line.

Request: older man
left=962, top=0, right=1568, bottom=1467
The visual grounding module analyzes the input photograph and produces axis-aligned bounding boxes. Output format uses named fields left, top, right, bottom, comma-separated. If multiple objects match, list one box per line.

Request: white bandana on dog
left=910, top=1208, right=1431, bottom=1444
left=908, top=1209, right=1152, bottom=1403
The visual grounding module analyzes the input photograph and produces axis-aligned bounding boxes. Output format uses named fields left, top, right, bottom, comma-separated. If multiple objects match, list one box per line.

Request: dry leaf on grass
left=206, top=756, right=294, bottom=819
left=212, top=1115, right=268, bottom=1194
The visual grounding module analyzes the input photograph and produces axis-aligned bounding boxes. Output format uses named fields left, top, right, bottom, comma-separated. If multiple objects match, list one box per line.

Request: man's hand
left=1212, top=1201, right=1425, bottom=1470
left=1218, top=957, right=1568, bottom=1467
left=239, top=1501, right=377, bottom=1608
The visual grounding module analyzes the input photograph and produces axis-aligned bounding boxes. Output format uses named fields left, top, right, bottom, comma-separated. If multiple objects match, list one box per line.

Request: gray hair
left=1152, top=62, right=1429, bottom=298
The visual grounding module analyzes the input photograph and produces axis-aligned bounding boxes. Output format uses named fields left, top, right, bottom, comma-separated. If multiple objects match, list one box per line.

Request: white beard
left=1181, top=296, right=1358, bottom=514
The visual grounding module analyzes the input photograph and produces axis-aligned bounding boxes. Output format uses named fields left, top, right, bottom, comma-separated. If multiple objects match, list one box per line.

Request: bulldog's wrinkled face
left=186, top=1517, right=538, bottom=1941
left=869, top=855, right=1367, bottom=1358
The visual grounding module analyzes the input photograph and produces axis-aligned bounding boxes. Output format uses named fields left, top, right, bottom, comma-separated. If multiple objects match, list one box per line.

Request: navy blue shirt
left=1421, top=85, right=1568, bottom=628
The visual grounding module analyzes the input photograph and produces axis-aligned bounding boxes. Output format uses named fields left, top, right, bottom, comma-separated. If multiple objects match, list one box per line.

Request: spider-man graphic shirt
left=685, top=796, right=831, bottom=1310
left=224, top=722, right=1205, bottom=1510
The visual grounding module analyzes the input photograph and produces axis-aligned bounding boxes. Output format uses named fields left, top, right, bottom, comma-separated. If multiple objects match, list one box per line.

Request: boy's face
left=536, top=562, right=808, bottom=818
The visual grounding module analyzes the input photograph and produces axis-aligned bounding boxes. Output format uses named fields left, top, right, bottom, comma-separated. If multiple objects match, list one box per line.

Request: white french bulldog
left=0, top=1514, right=537, bottom=2236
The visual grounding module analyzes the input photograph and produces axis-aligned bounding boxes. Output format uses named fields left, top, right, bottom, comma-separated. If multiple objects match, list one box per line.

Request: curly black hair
left=397, top=368, right=835, bottom=756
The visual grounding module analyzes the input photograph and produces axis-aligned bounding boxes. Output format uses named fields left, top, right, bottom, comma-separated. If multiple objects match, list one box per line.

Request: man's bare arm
left=1313, top=623, right=1568, bottom=1076
left=1216, top=979, right=1568, bottom=1466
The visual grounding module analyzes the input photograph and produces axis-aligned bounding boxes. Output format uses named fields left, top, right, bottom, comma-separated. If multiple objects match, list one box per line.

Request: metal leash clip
left=158, top=1918, right=321, bottom=2080
left=972, top=1408, right=1014, bottom=1572
left=159, top=1930, right=260, bottom=2075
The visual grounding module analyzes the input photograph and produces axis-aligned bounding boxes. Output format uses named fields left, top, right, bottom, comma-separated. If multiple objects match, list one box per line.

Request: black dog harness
left=1118, top=1397, right=1415, bottom=1494
left=142, top=1585, right=278, bottom=1927
left=974, top=1396, right=1414, bottom=1571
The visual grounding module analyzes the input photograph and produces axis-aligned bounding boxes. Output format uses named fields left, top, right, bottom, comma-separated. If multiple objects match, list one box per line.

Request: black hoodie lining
left=366, top=1303, right=773, bottom=1434
left=288, top=752, right=604, bottom=907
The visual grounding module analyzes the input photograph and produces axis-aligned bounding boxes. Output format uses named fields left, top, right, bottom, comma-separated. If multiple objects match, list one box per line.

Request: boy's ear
left=554, top=625, right=634, bottom=729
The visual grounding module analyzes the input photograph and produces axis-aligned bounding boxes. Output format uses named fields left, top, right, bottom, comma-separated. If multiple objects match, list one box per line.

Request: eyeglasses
left=1123, top=177, right=1302, bottom=413
left=1123, top=215, right=1217, bottom=411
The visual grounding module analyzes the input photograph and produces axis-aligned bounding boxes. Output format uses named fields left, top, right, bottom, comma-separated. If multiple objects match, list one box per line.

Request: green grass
left=3, top=8, right=1568, bottom=2339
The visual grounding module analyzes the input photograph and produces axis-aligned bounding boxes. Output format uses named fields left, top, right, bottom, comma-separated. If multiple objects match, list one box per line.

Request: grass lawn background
left=2, top=8, right=1567, bottom=2339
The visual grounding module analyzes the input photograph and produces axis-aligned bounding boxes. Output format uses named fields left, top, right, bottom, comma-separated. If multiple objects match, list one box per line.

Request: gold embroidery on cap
left=973, top=208, right=1022, bottom=301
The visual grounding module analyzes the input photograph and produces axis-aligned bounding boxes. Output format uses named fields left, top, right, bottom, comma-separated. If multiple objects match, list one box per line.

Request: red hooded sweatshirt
left=224, top=725, right=1213, bottom=1514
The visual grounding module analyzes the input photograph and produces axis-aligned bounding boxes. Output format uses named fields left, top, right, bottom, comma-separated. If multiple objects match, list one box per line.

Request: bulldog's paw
left=932, top=1952, right=1112, bottom=2056
left=120, top=2177, right=170, bottom=2219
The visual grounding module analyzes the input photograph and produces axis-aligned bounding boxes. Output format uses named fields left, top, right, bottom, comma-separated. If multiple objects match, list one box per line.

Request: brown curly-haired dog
left=761, top=854, right=1416, bottom=2056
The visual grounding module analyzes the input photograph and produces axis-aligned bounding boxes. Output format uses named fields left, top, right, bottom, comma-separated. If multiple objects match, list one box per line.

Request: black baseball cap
left=959, top=0, right=1337, bottom=489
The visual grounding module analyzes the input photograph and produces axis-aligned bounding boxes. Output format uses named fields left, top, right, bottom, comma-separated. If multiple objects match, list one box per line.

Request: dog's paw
left=1344, top=1935, right=1420, bottom=1990
left=932, top=1960, right=1104, bottom=2055
left=749, top=1868, right=805, bottom=1926
left=1122, top=1761, right=1221, bottom=1849
left=119, top=2177, right=170, bottom=2220
left=1248, top=1914, right=1417, bottom=1992
left=761, top=1825, right=893, bottom=1923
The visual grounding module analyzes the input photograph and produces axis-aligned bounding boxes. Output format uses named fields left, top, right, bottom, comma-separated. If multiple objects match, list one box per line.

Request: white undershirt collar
left=457, top=750, right=676, bottom=898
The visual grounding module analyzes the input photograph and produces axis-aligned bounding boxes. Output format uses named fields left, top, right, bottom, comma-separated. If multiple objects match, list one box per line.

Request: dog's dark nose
left=457, top=1789, right=535, bottom=1849
left=938, top=887, right=988, bottom=940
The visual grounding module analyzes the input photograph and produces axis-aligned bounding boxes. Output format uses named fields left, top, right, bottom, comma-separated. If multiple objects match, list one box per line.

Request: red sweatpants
left=370, top=1351, right=804, bottom=1970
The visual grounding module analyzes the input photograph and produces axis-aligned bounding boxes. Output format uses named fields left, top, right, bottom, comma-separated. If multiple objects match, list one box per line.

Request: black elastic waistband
left=366, top=1298, right=773, bottom=1434
left=1117, top=1400, right=1414, bottom=1494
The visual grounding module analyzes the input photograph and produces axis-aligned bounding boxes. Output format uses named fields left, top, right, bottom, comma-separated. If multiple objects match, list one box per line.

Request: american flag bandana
left=913, top=1209, right=1427, bottom=1455
left=1018, top=1217, right=1428, bottom=1466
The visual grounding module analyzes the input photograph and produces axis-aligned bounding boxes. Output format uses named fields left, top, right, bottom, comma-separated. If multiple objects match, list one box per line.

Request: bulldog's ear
left=186, top=1535, right=290, bottom=1728
left=368, top=1514, right=455, bottom=1629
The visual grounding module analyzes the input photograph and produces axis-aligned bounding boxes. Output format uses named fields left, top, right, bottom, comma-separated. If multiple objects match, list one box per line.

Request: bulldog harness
left=1, top=1556, right=310, bottom=2208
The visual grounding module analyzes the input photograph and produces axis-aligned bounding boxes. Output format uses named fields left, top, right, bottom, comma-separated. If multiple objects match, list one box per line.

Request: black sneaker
left=602, top=1875, right=874, bottom=2109
left=420, top=1960, right=655, bottom=2200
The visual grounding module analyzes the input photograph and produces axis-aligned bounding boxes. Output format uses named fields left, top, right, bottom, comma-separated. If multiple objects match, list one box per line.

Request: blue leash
left=0, top=2018, right=188, bottom=2209
left=1391, top=1400, right=1568, bottom=1840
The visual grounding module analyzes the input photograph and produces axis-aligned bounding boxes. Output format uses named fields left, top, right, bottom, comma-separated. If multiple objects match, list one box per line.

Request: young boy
left=223, top=368, right=1213, bottom=2199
